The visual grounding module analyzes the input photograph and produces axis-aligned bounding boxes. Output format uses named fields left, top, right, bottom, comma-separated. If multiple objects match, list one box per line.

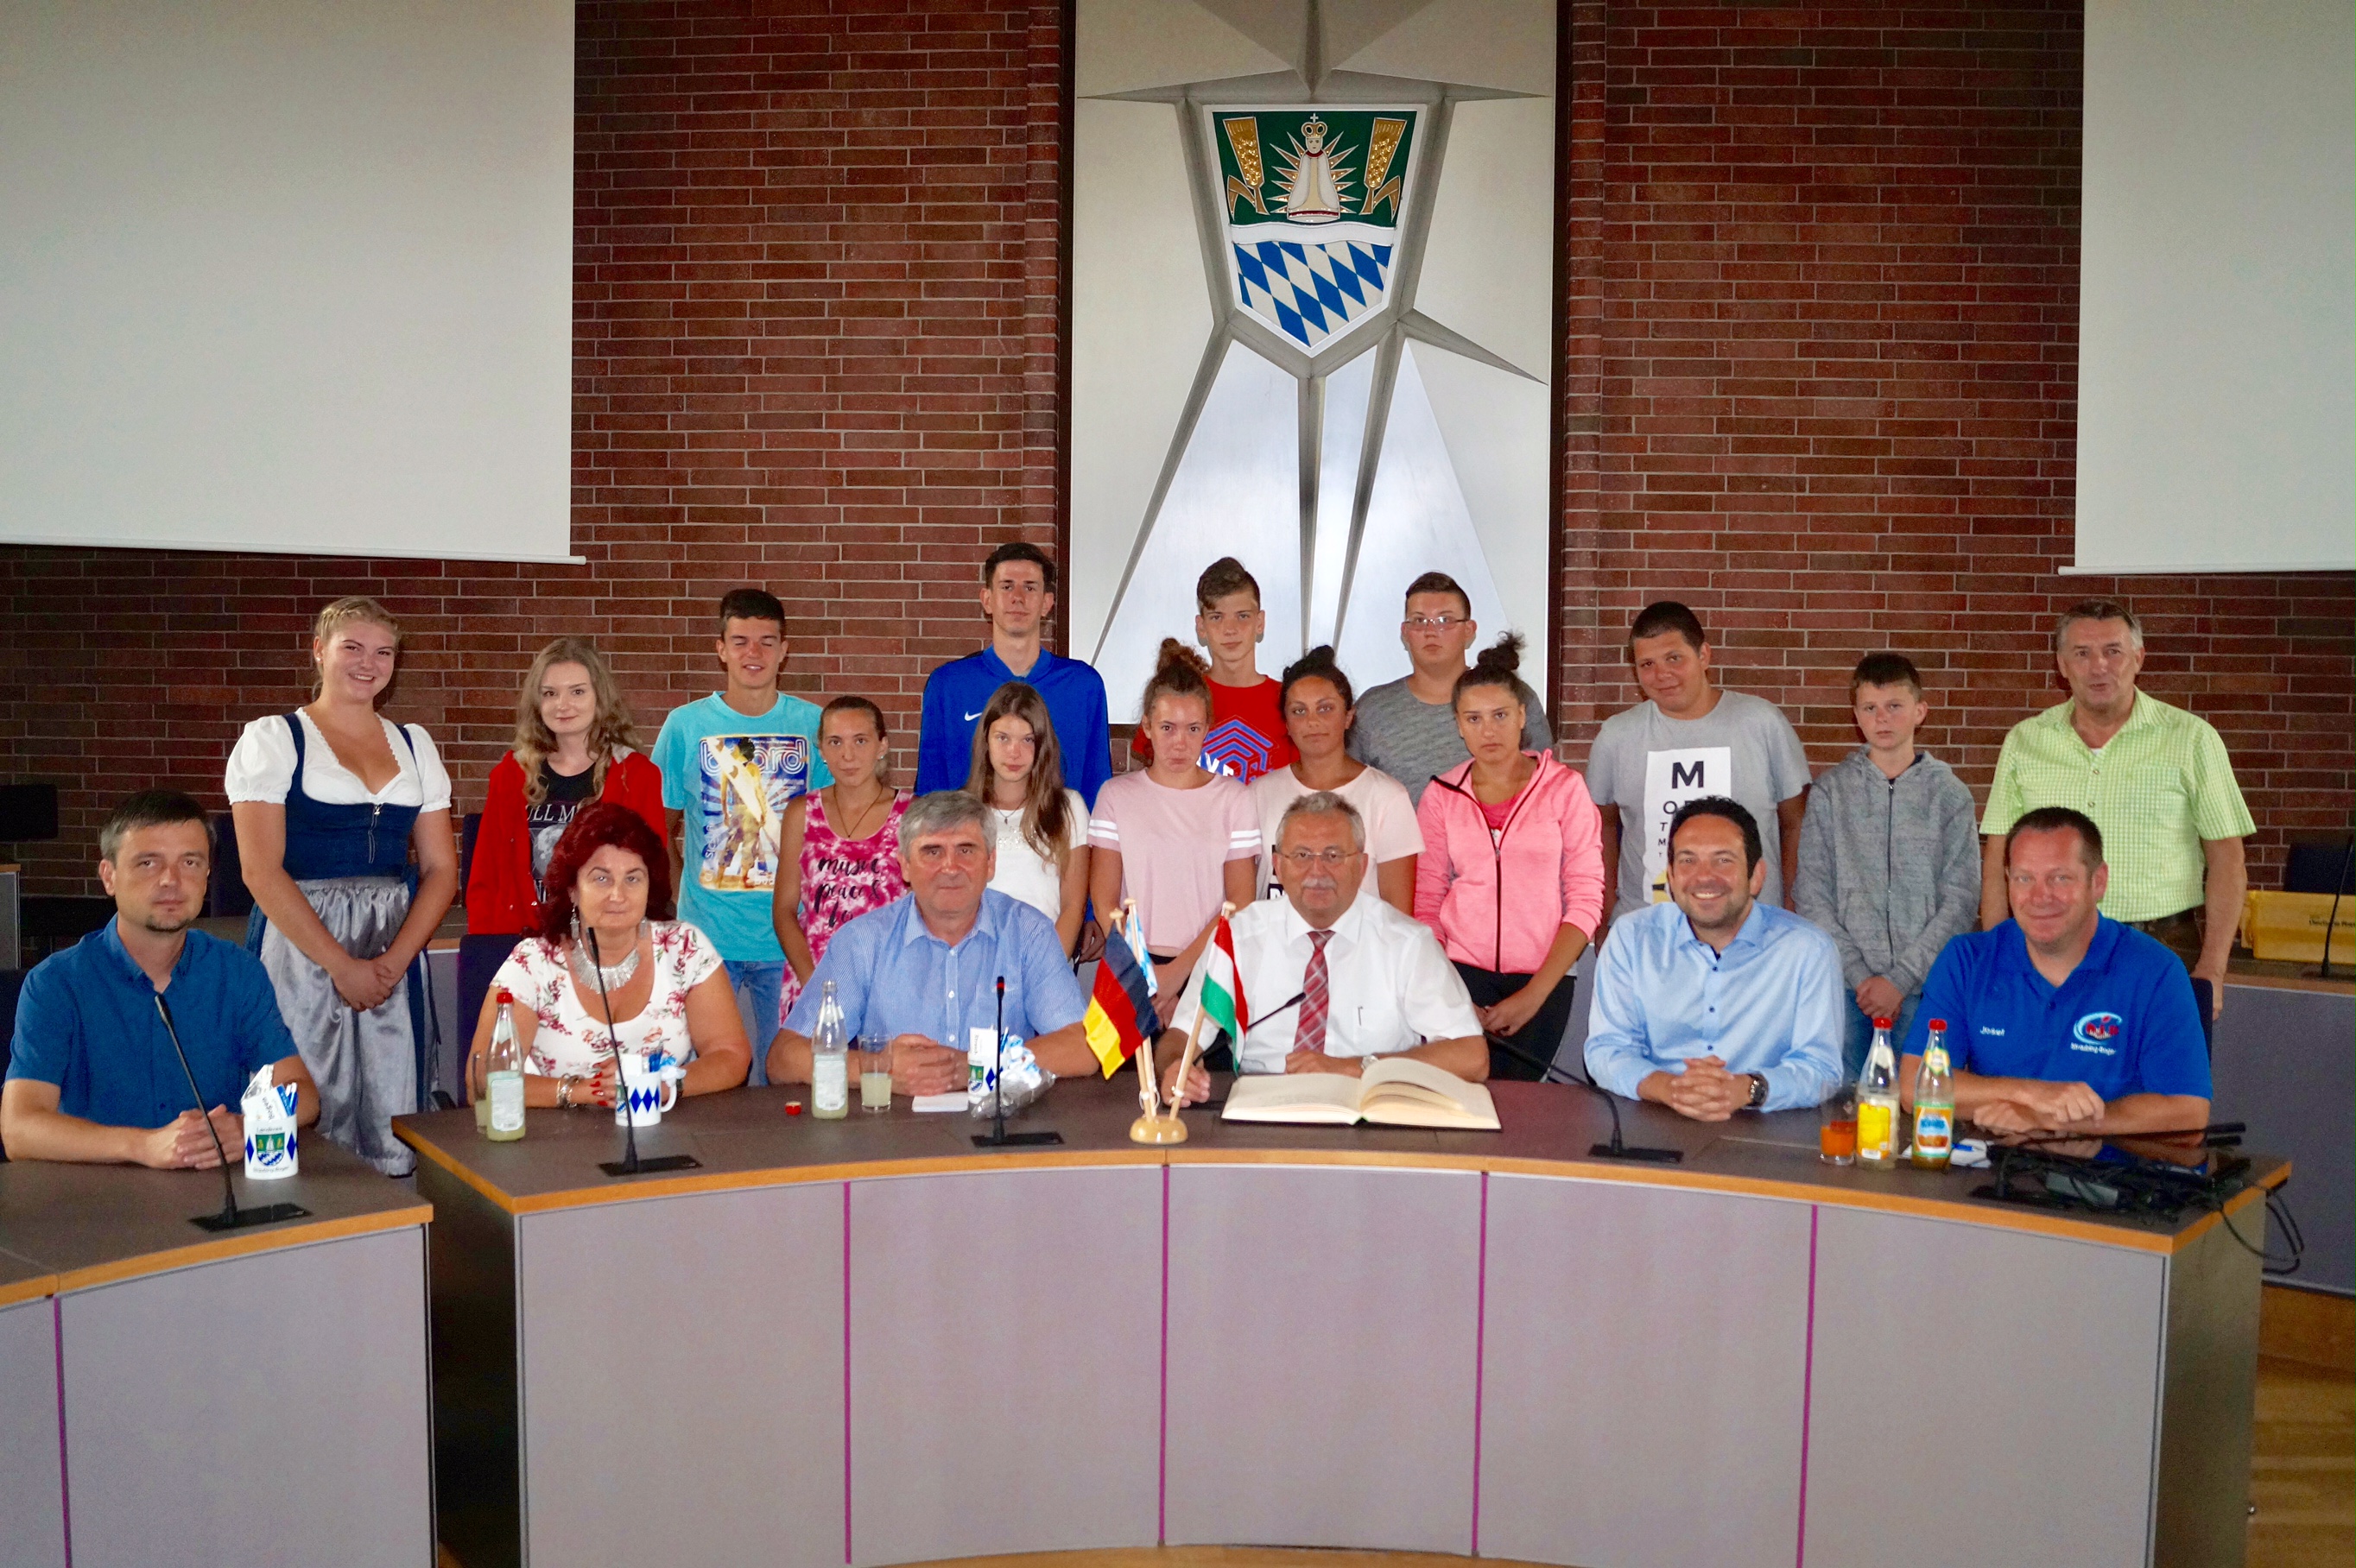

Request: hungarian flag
left=1083, top=922, right=1160, bottom=1078
left=1196, top=911, right=1249, bottom=1046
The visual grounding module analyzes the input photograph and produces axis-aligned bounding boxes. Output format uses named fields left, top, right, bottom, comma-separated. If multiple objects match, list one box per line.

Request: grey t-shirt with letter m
left=1585, top=690, right=1812, bottom=920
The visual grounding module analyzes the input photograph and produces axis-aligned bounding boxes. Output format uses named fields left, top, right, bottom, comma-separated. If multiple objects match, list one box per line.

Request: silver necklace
left=568, top=925, right=643, bottom=990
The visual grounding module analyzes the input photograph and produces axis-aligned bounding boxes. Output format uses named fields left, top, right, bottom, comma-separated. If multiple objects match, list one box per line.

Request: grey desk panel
left=518, top=1182, right=844, bottom=1568
left=0, top=1294, right=65, bottom=1568
left=2156, top=1206, right=2266, bottom=1568
left=2213, top=983, right=2352, bottom=1293
left=1164, top=1164, right=1481, bottom=1552
left=848, top=1167, right=1160, bottom=1565
left=1807, top=1207, right=2164, bottom=1568
left=58, top=1225, right=431, bottom=1568
left=1479, top=1174, right=1811, bottom=1568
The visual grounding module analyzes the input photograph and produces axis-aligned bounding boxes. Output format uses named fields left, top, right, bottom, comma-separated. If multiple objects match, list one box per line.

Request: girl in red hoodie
left=1415, top=634, right=1605, bottom=1080
left=466, top=638, right=668, bottom=936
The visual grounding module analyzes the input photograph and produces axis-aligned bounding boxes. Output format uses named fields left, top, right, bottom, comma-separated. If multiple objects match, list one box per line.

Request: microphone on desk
left=154, top=996, right=308, bottom=1232
left=1208, top=991, right=1307, bottom=1060
left=586, top=927, right=699, bottom=1179
left=1483, top=1030, right=1683, bottom=1165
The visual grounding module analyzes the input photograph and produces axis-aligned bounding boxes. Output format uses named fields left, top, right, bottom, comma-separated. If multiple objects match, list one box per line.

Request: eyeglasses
left=1403, top=615, right=1468, bottom=630
left=1276, top=847, right=1361, bottom=868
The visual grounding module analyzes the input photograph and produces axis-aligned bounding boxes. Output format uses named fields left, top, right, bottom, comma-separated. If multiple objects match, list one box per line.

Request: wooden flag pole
left=1127, top=898, right=1187, bottom=1145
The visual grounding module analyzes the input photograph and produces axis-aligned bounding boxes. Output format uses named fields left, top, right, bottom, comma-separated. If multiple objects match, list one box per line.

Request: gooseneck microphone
left=586, top=926, right=699, bottom=1179
left=155, top=995, right=309, bottom=1232
left=1484, top=1029, right=1683, bottom=1165
left=972, top=972, right=1062, bottom=1148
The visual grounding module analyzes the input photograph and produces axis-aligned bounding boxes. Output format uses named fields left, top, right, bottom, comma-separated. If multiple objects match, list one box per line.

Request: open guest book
left=1219, top=1057, right=1500, bottom=1130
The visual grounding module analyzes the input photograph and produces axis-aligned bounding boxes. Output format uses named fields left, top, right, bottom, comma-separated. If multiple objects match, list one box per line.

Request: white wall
left=0, top=0, right=575, bottom=563
left=2075, top=0, right=2353, bottom=574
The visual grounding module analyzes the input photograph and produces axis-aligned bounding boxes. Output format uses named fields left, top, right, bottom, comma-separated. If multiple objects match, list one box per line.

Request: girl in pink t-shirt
left=1089, top=641, right=1261, bottom=1020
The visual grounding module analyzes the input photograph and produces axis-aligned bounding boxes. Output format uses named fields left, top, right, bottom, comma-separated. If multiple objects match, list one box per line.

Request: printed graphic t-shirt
left=652, top=692, right=832, bottom=962
left=1130, top=676, right=1297, bottom=781
left=527, top=762, right=599, bottom=897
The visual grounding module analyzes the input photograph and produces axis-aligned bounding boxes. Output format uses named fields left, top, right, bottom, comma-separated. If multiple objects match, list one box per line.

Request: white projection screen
left=2075, top=0, right=2354, bottom=574
left=0, top=1, right=574, bottom=562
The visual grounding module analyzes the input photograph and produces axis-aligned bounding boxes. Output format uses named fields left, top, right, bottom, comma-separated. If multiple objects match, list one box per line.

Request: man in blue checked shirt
left=764, top=791, right=1093, bottom=1091
left=1584, top=797, right=1844, bottom=1120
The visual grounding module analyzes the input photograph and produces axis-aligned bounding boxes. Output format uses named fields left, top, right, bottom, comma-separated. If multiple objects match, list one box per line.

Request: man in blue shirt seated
left=912, top=541, right=1113, bottom=805
left=1584, top=797, right=1844, bottom=1120
left=1, top=790, right=317, bottom=1166
left=1900, top=806, right=2210, bottom=1137
left=765, top=790, right=1092, bottom=1091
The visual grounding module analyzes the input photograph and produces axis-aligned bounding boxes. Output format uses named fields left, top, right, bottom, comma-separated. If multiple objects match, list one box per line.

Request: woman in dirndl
left=228, top=597, right=459, bottom=1175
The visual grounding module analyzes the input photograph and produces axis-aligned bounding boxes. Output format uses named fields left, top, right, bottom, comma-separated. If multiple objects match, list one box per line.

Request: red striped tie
left=1295, top=929, right=1334, bottom=1054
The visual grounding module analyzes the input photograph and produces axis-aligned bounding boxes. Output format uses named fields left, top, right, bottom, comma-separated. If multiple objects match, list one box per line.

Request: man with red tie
left=1160, top=792, right=1485, bottom=1103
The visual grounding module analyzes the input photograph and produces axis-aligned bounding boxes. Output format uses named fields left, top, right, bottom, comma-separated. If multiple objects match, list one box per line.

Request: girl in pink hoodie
left=1415, top=634, right=1606, bottom=1081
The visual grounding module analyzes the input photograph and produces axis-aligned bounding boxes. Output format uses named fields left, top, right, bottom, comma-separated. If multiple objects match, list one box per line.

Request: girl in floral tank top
left=773, top=698, right=911, bottom=1021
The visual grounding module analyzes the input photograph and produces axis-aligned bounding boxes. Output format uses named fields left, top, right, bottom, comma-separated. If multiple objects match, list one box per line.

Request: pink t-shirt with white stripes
left=1088, top=770, right=1261, bottom=955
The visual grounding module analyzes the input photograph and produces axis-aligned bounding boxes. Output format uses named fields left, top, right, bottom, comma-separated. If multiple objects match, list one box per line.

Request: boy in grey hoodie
left=1794, top=653, right=1982, bottom=1076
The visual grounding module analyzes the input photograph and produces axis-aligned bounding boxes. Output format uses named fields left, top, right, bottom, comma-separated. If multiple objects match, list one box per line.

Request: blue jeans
left=727, top=959, right=787, bottom=1087
left=1843, top=991, right=1919, bottom=1081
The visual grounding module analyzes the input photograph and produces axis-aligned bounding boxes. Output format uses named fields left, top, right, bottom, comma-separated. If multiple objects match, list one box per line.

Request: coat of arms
left=1211, top=108, right=1417, bottom=353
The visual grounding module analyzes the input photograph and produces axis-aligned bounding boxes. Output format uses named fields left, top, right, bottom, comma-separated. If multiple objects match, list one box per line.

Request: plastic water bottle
left=1855, top=1017, right=1900, bottom=1167
left=1911, top=1021, right=1956, bottom=1170
left=811, top=980, right=849, bottom=1119
left=486, top=990, right=526, bottom=1142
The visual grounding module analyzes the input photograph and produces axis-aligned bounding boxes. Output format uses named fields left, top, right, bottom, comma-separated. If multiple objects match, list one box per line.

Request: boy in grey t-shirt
left=1349, top=571, right=1552, bottom=803
left=1586, top=602, right=1812, bottom=924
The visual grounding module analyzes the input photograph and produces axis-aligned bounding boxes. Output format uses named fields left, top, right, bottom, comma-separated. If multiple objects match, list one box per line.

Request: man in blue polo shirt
left=1901, top=806, right=2209, bottom=1136
left=913, top=541, right=1112, bottom=805
left=1, top=791, right=316, bottom=1166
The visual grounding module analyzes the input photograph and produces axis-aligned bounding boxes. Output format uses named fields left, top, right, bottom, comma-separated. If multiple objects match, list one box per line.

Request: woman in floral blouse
left=469, top=801, right=751, bottom=1111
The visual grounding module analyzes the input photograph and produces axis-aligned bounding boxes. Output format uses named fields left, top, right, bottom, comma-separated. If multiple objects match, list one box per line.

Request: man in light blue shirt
left=1585, top=797, right=1844, bottom=1119
left=767, top=791, right=1092, bottom=1091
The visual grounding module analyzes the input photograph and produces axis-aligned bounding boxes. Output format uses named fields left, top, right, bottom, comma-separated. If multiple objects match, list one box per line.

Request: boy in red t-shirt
left=1129, top=557, right=1296, bottom=781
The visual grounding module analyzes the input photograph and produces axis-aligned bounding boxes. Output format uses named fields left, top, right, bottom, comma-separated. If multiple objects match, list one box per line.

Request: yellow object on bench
left=2239, top=889, right=2356, bottom=964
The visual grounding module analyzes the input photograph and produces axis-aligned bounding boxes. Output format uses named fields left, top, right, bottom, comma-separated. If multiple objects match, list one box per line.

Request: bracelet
left=557, top=1075, right=578, bottom=1110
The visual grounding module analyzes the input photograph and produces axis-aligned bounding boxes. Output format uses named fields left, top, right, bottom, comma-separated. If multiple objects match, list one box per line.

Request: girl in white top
left=1088, top=641, right=1260, bottom=1018
left=1249, top=645, right=1422, bottom=914
left=966, top=681, right=1090, bottom=954
left=475, top=801, right=751, bottom=1108
left=225, top=597, right=460, bottom=1175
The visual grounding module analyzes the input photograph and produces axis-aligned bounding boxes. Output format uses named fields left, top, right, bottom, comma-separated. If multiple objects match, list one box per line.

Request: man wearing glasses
left=1348, top=572, right=1553, bottom=804
left=1160, top=793, right=1485, bottom=1099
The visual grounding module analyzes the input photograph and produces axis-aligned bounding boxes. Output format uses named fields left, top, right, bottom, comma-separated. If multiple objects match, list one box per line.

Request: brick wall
left=1555, top=1, right=2354, bottom=888
left=0, top=0, right=1071, bottom=894
left=0, top=1, right=2347, bottom=899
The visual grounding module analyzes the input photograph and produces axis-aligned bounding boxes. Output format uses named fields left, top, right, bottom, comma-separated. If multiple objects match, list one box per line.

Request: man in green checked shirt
left=1979, top=600, right=2252, bottom=1019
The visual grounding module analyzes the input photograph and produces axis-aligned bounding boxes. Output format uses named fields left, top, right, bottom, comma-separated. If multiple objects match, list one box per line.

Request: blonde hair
left=965, top=681, right=1073, bottom=862
left=310, top=597, right=402, bottom=699
left=512, top=638, right=640, bottom=805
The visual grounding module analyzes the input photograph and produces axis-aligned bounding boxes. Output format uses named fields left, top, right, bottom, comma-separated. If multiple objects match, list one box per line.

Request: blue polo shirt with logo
left=1903, top=917, right=2210, bottom=1101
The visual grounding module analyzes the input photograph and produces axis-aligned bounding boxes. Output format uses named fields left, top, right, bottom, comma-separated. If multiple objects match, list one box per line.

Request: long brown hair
left=512, top=638, right=640, bottom=806
left=965, top=682, right=1073, bottom=861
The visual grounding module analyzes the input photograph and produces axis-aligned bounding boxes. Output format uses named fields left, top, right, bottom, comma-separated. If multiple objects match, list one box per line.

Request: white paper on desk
left=911, top=1092, right=967, bottom=1114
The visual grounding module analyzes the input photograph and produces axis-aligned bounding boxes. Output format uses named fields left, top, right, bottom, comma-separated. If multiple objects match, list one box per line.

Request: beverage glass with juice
left=1819, top=1084, right=1857, bottom=1165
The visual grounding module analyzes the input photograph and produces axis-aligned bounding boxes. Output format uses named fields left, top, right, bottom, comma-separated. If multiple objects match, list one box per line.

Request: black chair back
left=2284, top=839, right=2356, bottom=895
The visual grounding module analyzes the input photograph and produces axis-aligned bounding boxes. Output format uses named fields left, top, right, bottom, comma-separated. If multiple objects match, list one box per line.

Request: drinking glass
left=858, top=1040, right=893, bottom=1111
left=1818, top=1084, right=1858, bottom=1166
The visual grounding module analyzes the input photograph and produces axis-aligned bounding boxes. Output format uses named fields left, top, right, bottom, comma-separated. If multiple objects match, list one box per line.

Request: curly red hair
left=536, top=801, right=676, bottom=944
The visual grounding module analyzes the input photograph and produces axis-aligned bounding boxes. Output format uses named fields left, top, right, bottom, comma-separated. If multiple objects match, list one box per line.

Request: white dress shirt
left=1168, top=891, right=1481, bottom=1074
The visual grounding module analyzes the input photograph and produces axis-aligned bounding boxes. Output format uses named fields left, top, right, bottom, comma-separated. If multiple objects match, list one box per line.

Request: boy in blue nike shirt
left=1900, top=807, right=2210, bottom=1138
left=914, top=541, right=1112, bottom=805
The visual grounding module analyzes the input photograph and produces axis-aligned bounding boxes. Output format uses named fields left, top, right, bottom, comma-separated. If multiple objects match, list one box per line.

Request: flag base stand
left=1129, top=1113, right=1188, bottom=1145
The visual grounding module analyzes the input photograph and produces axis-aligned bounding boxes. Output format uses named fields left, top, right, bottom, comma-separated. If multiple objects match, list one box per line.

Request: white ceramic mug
left=614, top=1055, right=681, bottom=1128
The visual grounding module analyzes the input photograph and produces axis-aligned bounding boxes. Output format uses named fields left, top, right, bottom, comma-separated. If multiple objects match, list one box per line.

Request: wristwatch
left=1744, top=1072, right=1768, bottom=1110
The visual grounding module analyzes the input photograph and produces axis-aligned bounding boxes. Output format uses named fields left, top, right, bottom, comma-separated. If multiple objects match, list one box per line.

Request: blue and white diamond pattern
left=1232, top=239, right=1393, bottom=351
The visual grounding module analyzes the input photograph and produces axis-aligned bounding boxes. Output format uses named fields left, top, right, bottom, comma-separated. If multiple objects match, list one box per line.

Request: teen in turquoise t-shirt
left=651, top=593, right=831, bottom=1083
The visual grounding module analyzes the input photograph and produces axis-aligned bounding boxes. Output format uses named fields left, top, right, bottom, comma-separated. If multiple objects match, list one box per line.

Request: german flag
left=1083, top=923, right=1160, bottom=1077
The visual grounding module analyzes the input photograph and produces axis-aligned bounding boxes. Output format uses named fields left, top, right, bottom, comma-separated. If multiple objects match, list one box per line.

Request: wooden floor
left=438, top=1351, right=2353, bottom=1568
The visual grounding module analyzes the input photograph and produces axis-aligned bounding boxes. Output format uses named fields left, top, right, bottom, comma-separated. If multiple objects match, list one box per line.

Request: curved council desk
left=398, top=1081, right=2282, bottom=1568
left=0, top=1139, right=433, bottom=1568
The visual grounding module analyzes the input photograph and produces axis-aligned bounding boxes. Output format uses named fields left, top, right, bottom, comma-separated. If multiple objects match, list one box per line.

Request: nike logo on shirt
left=963, top=710, right=986, bottom=722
